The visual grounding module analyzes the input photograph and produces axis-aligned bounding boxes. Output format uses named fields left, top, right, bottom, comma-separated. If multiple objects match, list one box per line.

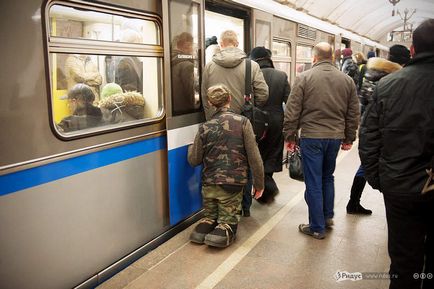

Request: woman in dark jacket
left=250, top=46, right=290, bottom=203
left=347, top=55, right=404, bottom=214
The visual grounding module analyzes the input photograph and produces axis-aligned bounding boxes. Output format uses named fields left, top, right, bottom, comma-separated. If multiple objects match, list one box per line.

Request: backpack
left=241, top=59, right=269, bottom=142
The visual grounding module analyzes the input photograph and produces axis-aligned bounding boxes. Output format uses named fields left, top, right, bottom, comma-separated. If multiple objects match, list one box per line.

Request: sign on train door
left=163, top=0, right=205, bottom=225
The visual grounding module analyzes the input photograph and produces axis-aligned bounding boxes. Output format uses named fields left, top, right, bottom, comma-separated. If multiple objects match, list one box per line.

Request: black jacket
left=256, top=59, right=290, bottom=173
left=359, top=53, right=434, bottom=195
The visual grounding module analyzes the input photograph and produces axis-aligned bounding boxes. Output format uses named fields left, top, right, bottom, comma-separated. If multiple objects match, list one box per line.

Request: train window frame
left=295, top=43, right=313, bottom=76
left=272, top=39, right=292, bottom=83
left=44, top=0, right=164, bottom=140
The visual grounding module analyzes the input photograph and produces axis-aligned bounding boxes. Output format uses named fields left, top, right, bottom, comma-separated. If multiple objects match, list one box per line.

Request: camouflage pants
left=202, top=185, right=243, bottom=225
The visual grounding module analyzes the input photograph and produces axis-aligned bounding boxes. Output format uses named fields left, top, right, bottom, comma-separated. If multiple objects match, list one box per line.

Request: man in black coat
left=359, top=19, right=434, bottom=289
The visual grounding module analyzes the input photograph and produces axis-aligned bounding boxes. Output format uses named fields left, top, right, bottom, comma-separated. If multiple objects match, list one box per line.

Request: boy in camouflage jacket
left=188, top=84, right=264, bottom=248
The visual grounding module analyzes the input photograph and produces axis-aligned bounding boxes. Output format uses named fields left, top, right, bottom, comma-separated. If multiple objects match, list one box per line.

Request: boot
left=189, top=218, right=217, bottom=244
left=204, top=223, right=237, bottom=248
left=346, top=176, right=372, bottom=215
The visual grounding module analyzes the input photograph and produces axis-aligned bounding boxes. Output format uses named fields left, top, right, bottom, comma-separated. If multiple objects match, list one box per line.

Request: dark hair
left=412, top=19, right=434, bottom=54
left=388, top=44, right=410, bottom=65
left=250, top=46, right=271, bottom=60
left=68, top=83, right=95, bottom=103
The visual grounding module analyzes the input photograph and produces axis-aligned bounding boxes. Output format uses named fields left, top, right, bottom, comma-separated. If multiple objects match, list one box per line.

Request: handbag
left=287, top=146, right=304, bottom=182
left=241, top=59, right=269, bottom=142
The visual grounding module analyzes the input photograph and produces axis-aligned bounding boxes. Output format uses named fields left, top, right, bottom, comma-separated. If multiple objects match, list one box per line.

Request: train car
left=0, top=1, right=389, bottom=288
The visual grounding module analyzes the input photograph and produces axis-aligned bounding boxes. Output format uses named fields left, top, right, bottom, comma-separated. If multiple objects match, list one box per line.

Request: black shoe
left=242, top=209, right=250, bottom=217
left=346, top=203, right=372, bottom=215
left=189, top=218, right=217, bottom=244
left=204, top=223, right=236, bottom=248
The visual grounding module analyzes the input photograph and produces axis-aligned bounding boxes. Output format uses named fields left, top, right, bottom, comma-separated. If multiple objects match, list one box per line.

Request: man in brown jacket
left=283, top=42, right=359, bottom=239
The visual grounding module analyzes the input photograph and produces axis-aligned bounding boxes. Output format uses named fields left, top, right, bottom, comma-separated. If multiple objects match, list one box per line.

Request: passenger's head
left=207, top=84, right=232, bottom=108
left=220, top=30, right=239, bottom=48
left=101, top=83, right=123, bottom=100
left=250, top=46, right=271, bottom=61
left=313, top=42, right=333, bottom=63
left=64, top=83, right=95, bottom=112
left=411, top=19, right=434, bottom=56
left=367, top=51, right=376, bottom=59
left=120, top=29, right=143, bottom=44
left=175, top=32, right=194, bottom=54
left=353, top=52, right=366, bottom=65
left=388, top=44, right=411, bottom=66
left=66, top=83, right=95, bottom=103
left=342, top=48, right=353, bottom=57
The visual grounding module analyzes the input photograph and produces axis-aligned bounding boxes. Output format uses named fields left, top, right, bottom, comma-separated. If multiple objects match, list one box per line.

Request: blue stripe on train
left=0, top=136, right=166, bottom=196
left=168, top=145, right=202, bottom=225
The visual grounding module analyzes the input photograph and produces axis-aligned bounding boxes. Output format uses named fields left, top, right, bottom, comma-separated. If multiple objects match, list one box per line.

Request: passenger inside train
left=57, top=83, right=103, bottom=132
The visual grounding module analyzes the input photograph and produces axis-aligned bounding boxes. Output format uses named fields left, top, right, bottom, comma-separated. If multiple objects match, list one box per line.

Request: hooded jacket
left=201, top=47, right=269, bottom=120
left=358, top=57, right=402, bottom=115
left=359, top=53, right=434, bottom=194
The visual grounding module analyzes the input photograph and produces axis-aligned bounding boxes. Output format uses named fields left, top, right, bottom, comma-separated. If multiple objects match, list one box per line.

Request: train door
left=163, top=0, right=205, bottom=225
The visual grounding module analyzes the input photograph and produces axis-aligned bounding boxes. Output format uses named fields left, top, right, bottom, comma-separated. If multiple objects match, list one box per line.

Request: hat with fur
left=250, top=46, right=271, bottom=60
left=388, top=44, right=410, bottom=66
left=342, top=48, right=353, bottom=57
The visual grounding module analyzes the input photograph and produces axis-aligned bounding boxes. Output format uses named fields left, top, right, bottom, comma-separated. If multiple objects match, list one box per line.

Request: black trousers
left=383, top=193, right=434, bottom=289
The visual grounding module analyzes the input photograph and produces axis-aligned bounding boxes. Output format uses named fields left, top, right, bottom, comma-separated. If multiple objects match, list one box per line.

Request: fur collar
left=367, top=57, right=402, bottom=74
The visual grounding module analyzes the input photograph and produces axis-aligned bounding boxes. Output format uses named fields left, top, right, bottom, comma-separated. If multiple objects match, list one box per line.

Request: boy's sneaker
left=204, top=223, right=237, bottom=248
left=189, top=218, right=217, bottom=244
left=298, top=224, right=325, bottom=239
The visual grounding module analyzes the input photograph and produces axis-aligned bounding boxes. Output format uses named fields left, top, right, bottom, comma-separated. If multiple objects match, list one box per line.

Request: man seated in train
left=57, top=83, right=103, bottom=132
left=187, top=84, right=264, bottom=248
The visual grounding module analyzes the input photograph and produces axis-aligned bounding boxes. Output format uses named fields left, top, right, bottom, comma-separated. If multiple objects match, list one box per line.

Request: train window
left=272, top=40, right=291, bottom=83
left=169, top=0, right=201, bottom=116
left=255, top=20, right=271, bottom=48
left=49, top=5, right=159, bottom=45
left=296, top=44, right=312, bottom=76
left=46, top=2, right=163, bottom=137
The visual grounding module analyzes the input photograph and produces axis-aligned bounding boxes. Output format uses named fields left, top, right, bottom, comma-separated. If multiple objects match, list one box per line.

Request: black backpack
left=241, top=59, right=269, bottom=142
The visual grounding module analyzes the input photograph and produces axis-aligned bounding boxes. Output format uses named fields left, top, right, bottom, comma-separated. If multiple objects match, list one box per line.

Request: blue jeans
left=355, top=164, right=365, bottom=177
left=300, top=138, right=341, bottom=234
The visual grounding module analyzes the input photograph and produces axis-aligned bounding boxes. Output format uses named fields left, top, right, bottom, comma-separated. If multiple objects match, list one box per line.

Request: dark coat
left=256, top=59, right=290, bottom=173
left=171, top=49, right=196, bottom=115
left=115, top=57, right=143, bottom=93
left=58, top=104, right=103, bottom=132
left=359, top=53, right=434, bottom=195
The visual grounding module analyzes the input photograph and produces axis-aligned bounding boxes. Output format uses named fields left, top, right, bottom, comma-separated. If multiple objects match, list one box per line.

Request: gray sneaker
left=298, top=224, right=325, bottom=239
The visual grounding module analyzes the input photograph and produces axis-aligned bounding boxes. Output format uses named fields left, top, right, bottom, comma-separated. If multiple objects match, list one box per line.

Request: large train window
left=296, top=44, right=312, bottom=76
left=169, top=0, right=201, bottom=116
left=272, top=40, right=292, bottom=83
left=46, top=2, right=163, bottom=137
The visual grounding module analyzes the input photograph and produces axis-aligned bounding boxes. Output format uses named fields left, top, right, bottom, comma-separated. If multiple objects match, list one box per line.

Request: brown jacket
left=283, top=60, right=359, bottom=143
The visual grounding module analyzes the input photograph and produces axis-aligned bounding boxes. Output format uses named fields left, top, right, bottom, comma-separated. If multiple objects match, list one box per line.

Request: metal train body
left=0, top=0, right=388, bottom=288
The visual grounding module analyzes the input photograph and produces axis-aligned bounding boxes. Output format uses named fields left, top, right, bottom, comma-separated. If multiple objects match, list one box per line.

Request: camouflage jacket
left=188, top=108, right=264, bottom=190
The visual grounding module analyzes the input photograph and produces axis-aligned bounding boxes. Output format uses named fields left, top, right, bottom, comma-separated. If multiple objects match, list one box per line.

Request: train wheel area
left=97, top=143, right=390, bottom=289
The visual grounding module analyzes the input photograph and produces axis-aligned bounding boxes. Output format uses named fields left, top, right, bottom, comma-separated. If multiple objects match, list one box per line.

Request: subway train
left=0, top=0, right=389, bottom=288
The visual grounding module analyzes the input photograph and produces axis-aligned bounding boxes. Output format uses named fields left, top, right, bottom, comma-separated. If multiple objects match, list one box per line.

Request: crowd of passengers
left=188, top=19, right=434, bottom=289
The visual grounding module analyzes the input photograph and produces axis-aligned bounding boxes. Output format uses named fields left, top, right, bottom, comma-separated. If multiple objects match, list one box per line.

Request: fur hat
left=342, top=48, right=353, bottom=57
left=388, top=44, right=410, bottom=66
left=250, top=46, right=271, bottom=60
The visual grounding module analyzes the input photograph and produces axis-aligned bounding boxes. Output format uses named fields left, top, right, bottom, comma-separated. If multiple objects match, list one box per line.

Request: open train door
left=162, top=0, right=205, bottom=225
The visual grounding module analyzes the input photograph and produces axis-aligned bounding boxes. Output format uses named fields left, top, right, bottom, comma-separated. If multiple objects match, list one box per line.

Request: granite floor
left=97, top=144, right=391, bottom=289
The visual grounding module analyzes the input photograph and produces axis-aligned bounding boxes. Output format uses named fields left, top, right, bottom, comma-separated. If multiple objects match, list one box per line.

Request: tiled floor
left=98, top=145, right=391, bottom=289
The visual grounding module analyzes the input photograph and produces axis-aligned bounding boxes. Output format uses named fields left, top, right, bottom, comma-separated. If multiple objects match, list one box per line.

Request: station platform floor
left=97, top=143, right=391, bottom=289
